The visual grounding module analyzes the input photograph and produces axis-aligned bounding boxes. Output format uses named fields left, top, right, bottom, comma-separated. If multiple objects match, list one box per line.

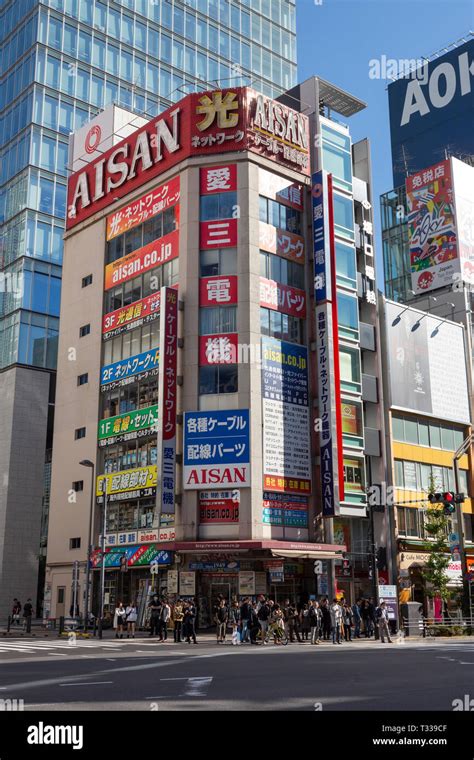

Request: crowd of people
left=111, top=594, right=393, bottom=645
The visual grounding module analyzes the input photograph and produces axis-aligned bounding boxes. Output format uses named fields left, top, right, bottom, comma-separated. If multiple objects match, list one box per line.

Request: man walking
left=215, top=599, right=228, bottom=643
left=352, top=598, right=362, bottom=638
left=376, top=602, right=393, bottom=643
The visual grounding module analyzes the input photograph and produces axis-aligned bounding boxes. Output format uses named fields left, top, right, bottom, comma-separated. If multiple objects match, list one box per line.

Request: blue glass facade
left=0, top=0, right=297, bottom=370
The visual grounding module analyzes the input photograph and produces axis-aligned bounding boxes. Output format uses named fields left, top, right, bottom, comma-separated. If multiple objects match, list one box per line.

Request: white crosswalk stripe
left=0, top=639, right=111, bottom=654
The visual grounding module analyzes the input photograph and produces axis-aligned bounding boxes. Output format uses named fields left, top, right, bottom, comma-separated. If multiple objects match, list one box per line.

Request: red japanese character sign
left=259, top=277, right=307, bottom=319
left=200, top=276, right=238, bottom=306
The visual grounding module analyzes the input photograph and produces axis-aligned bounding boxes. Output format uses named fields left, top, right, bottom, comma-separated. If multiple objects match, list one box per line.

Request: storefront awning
left=270, top=549, right=345, bottom=560
left=173, top=540, right=346, bottom=556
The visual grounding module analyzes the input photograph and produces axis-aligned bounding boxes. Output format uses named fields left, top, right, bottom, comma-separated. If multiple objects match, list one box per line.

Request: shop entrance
left=270, top=581, right=299, bottom=604
left=197, top=575, right=238, bottom=628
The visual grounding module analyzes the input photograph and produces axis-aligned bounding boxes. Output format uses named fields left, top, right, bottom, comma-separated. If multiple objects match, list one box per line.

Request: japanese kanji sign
left=200, top=275, right=238, bottom=306
left=98, top=405, right=158, bottom=447
left=96, top=466, right=157, bottom=503
left=200, top=165, right=237, bottom=195
left=183, top=410, right=251, bottom=489
left=100, top=348, right=159, bottom=391
left=102, top=293, right=161, bottom=340
left=91, top=544, right=172, bottom=568
left=106, top=176, right=180, bottom=241
left=200, top=219, right=238, bottom=249
left=199, top=490, right=240, bottom=524
left=312, top=170, right=332, bottom=304
left=199, top=333, right=238, bottom=365
left=104, top=229, right=179, bottom=291
left=259, top=277, right=306, bottom=319
left=263, top=492, right=309, bottom=528
left=156, top=287, right=179, bottom=517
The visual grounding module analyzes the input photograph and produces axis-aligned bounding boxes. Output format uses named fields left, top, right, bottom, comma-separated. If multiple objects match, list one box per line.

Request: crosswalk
left=0, top=639, right=130, bottom=655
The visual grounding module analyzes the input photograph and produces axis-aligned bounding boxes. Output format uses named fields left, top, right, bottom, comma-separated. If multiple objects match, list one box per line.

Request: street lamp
left=98, top=474, right=109, bottom=640
left=79, top=459, right=95, bottom=632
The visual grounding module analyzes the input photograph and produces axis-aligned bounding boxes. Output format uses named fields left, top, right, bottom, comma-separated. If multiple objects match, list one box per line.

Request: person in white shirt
left=376, top=602, right=393, bottom=643
left=159, top=600, right=171, bottom=641
left=330, top=599, right=343, bottom=645
left=126, top=602, right=138, bottom=638
left=114, top=602, right=127, bottom=639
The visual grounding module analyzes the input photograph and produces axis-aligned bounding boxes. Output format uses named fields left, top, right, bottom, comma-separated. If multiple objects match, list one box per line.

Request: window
left=343, top=457, right=365, bottom=493
left=260, top=251, right=304, bottom=289
left=82, top=274, right=93, bottom=288
left=260, top=308, right=303, bottom=344
left=200, top=191, right=237, bottom=221
left=259, top=196, right=302, bottom=235
left=57, top=587, right=65, bottom=604
left=333, top=192, right=354, bottom=240
left=200, top=248, right=237, bottom=277
left=200, top=306, right=237, bottom=335
left=392, top=415, right=466, bottom=451
left=335, top=242, right=357, bottom=288
left=77, top=373, right=88, bottom=386
left=199, top=365, right=238, bottom=395
left=72, top=481, right=84, bottom=492
left=75, top=427, right=86, bottom=440
left=70, top=537, right=81, bottom=549
left=79, top=324, right=90, bottom=337
left=339, top=346, right=361, bottom=391
left=321, top=123, right=352, bottom=192
left=337, top=291, right=359, bottom=339
left=341, top=400, right=363, bottom=444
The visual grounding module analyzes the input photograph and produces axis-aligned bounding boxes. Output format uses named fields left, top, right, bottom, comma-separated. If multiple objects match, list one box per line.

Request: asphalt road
left=0, top=636, right=473, bottom=711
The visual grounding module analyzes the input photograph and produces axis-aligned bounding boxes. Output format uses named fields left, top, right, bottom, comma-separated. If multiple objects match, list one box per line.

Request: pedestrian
left=148, top=594, right=161, bottom=637
left=368, top=597, right=378, bottom=639
left=376, top=602, right=393, bottom=643
left=361, top=599, right=372, bottom=638
left=23, top=598, right=33, bottom=632
left=248, top=602, right=260, bottom=644
left=173, top=599, right=184, bottom=643
left=342, top=602, right=353, bottom=641
left=240, top=597, right=252, bottom=643
left=125, top=601, right=137, bottom=638
left=257, top=597, right=271, bottom=644
left=183, top=600, right=197, bottom=644
left=12, top=599, right=21, bottom=626
left=114, top=601, right=126, bottom=639
left=287, top=601, right=302, bottom=643
left=330, top=598, right=343, bottom=644
left=230, top=601, right=241, bottom=645
left=320, top=598, right=331, bottom=640
left=352, top=598, right=362, bottom=638
left=270, top=604, right=284, bottom=643
left=301, top=604, right=311, bottom=641
left=309, top=601, right=321, bottom=645
left=159, top=599, right=171, bottom=641
left=215, top=599, right=228, bottom=643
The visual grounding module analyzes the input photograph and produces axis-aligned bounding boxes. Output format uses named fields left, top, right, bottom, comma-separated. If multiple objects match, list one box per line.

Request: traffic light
left=442, top=492, right=456, bottom=515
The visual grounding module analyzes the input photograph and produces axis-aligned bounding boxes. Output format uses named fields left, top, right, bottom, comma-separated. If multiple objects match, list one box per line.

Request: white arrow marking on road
left=60, top=681, right=114, bottom=687
left=184, top=677, right=213, bottom=697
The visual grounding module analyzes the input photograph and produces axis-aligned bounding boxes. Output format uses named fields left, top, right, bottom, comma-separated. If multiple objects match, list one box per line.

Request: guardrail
left=403, top=617, right=474, bottom=637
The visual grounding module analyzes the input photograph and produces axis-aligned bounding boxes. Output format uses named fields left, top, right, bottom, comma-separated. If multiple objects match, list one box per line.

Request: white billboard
left=71, top=105, right=148, bottom=172
left=385, top=301, right=470, bottom=424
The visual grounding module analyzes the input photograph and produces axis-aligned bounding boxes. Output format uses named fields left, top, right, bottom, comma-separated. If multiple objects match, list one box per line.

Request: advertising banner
left=239, top=571, right=256, bottom=596
left=407, top=159, right=458, bottom=294
left=265, top=561, right=285, bottom=584
left=98, top=405, right=158, bottom=447
left=106, top=176, right=180, bottom=241
left=189, top=560, right=240, bottom=572
left=452, top=156, right=474, bottom=281
left=259, top=169, right=304, bottom=211
left=91, top=544, right=172, bottom=569
left=385, top=301, right=470, bottom=423
left=200, top=164, right=237, bottom=195
left=200, top=219, right=238, bottom=249
left=100, top=348, right=159, bottom=391
left=263, top=492, right=309, bottom=527
left=156, top=287, right=179, bottom=517
left=104, top=229, right=179, bottom=291
left=167, top=569, right=179, bottom=594
left=67, top=87, right=310, bottom=230
left=179, top=572, right=196, bottom=596
left=259, top=278, right=306, bottom=319
left=199, top=333, right=238, bottom=365
left=102, top=293, right=161, bottom=340
left=199, top=490, right=240, bottom=523
left=96, top=466, right=157, bottom=503
left=262, top=337, right=311, bottom=495
left=312, top=171, right=332, bottom=303
left=200, top=275, right=238, bottom=306
left=184, top=410, right=250, bottom=489
left=378, top=585, right=399, bottom=623
left=259, top=223, right=305, bottom=264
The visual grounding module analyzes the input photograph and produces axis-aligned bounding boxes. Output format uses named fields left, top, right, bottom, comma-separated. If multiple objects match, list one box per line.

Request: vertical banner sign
left=156, top=287, right=178, bottom=518
left=312, top=172, right=344, bottom=516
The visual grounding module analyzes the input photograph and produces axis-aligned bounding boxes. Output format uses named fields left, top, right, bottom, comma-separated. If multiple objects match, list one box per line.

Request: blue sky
left=295, top=0, right=474, bottom=282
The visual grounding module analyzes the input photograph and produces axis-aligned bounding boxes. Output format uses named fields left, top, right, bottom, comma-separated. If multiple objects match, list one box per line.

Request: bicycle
left=256, top=622, right=289, bottom=646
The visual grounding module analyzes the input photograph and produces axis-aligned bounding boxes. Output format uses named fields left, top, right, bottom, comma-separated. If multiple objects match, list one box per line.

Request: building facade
left=0, top=0, right=297, bottom=619
left=45, top=79, right=387, bottom=625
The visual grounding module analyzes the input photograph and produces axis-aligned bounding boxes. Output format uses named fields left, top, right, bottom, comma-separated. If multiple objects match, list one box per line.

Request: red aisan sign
left=66, top=88, right=310, bottom=230
left=200, top=275, right=238, bottom=306
left=106, top=176, right=180, bottom=241
left=104, top=229, right=179, bottom=290
left=102, top=292, right=161, bottom=339
left=259, top=277, right=307, bottom=318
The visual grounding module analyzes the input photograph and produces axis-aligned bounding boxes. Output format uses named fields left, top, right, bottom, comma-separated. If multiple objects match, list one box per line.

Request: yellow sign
left=96, top=466, right=157, bottom=496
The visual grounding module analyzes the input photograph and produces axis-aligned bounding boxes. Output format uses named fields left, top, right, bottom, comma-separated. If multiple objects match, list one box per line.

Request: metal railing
left=403, top=617, right=474, bottom=637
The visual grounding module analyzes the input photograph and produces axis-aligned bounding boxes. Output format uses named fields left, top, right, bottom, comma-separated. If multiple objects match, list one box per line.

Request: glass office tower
left=0, top=0, right=297, bottom=620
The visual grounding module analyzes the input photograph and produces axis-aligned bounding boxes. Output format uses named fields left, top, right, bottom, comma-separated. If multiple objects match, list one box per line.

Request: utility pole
left=453, top=434, right=473, bottom=617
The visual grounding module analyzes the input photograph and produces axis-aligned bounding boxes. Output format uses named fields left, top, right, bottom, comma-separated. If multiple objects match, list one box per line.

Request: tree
left=421, top=474, right=452, bottom=606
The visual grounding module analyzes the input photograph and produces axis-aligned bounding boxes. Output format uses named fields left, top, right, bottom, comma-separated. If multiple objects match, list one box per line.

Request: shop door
left=270, top=581, right=296, bottom=604
left=56, top=587, right=65, bottom=618
left=210, top=582, right=232, bottom=610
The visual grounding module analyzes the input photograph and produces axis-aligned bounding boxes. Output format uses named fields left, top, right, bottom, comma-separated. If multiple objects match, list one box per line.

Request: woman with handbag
left=126, top=601, right=138, bottom=638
